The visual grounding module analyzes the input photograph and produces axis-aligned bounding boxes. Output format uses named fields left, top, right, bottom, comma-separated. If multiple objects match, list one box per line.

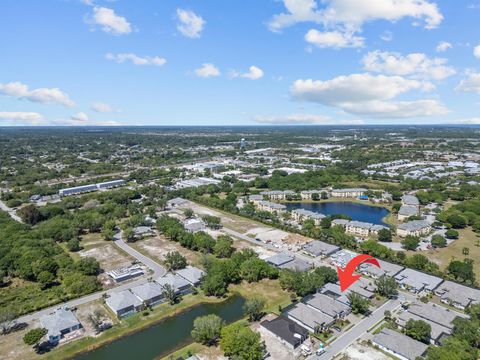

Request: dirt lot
left=340, top=341, right=391, bottom=360
left=79, top=233, right=134, bottom=272
left=0, top=322, right=36, bottom=360
left=132, top=234, right=202, bottom=267
left=75, top=300, right=116, bottom=337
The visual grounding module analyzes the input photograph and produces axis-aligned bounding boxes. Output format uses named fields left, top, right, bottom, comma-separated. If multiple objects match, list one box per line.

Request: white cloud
left=305, top=29, right=364, bottom=48
left=456, top=71, right=480, bottom=93
left=450, top=117, right=480, bottom=124
left=105, top=53, right=166, bottom=66
left=0, top=111, right=45, bottom=125
left=91, top=102, right=115, bottom=113
left=436, top=41, right=452, bottom=52
left=362, top=51, right=456, bottom=80
left=290, top=73, right=448, bottom=118
left=474, top=44, right=480, bottom=59
left=268, top=0, right=443, bottom=32
left=253, top=113, right=364, bottom=125
left=88, top=6, right=132, bottom=35
left=232, top=66, right=264, bottom=80
left=71, top=112, right=89, bottom=122
left=53, top=119, right=121, bottom=126
left=0, top=81, right=75, bottom=107
left=176, top=9, right=205, bottom=38
left=194, top=63, right=220, bottom=78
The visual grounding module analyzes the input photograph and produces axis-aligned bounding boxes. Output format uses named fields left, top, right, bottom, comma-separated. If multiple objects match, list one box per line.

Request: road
left=0, top=199, right=23, bottom=222
left=16, top=231, right=166, bottom=324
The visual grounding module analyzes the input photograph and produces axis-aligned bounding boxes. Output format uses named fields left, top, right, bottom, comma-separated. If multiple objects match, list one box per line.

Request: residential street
left=0, top=199, right=23, bottom=223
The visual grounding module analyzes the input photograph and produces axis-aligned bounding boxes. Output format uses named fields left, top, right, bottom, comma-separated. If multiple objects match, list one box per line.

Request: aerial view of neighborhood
left=1, top=1, right=480, bottom=360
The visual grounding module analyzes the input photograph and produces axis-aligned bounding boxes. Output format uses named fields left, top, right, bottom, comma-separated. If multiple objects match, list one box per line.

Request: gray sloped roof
left=302, top=240, right=339, bottom=257
left=156, top=273, right=191, bottom=291
left=130, top=282, right=164, bottom=302
left=373, top=328, right=428, bottom=360
left=176, top=266, right=205, bottom=285
left=106, top=290, right=143, bottom=312
left=39, top=308, right=81, bottom=339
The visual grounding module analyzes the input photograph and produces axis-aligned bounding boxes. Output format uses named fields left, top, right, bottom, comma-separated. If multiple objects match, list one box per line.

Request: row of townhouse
left=331, top=219, right=389, bottom=238
left=59, top=179, right=126, bottom=196
left=396, top=220, right=432, bottom=237
left=330, top=188, right=367, bottom=198
left=106, top=267, right=205, bottom=318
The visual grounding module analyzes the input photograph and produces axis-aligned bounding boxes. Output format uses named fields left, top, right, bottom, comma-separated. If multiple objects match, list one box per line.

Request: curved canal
left=286, top=201, right=390, bottom=225
left=75, top=295, right=245, bottom=360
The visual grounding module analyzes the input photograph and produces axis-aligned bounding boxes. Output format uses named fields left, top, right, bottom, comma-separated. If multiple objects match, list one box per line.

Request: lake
left=286, top=201, right=390, bottom=225
left=75, top=295, right=245, bottom=360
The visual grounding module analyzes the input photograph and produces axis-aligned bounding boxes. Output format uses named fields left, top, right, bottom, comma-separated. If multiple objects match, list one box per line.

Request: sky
left=1, top=0, right=480, bottom=126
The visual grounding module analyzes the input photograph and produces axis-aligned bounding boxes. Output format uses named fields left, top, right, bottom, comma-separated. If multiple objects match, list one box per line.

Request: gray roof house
left=402, top=195, right=420, bottom=206
left=183, top=218, right=205, bottom=233
left=372, top=328, right=428, bottom=360
left=285, top=302, right=335, bottom=333
left=265, top=253, right=295, bottom=267
left=39, top=308, right=82, bottom=343
left=130, top=282, right=165, bottom=306
left=304, top=293, right=351, bottom=319
left=434, top=280, right=480, bottom=310
left=395, top=268, right=443, bottom=294
left=156, top=273, right=192, bottom=295
left=167, top=197, right=189, bottom=208
left=359, top=259, right=404, bottom=279
left=260, top=316, right=308, bottom=349
left=106, top=290, right=144, bottom=318
left=176, top=266, right=206, bottom=286
left=302, top=240, right=340, bottom=258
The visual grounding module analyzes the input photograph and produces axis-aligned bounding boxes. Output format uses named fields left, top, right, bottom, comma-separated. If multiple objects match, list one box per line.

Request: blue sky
left=1, top=0, right=480, bottom=126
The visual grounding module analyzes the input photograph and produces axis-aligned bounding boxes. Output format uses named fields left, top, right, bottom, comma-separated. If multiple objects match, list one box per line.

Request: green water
left=75, top=295, right=245, bottom=360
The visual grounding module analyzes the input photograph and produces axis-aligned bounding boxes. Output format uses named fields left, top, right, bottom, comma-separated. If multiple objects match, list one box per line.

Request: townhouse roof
left=372, top=328, right=428, bottom=360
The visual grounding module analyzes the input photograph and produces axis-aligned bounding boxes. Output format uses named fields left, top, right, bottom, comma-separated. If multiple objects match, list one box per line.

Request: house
left=398, top=205, right=419, bottom=221
left=319, top=283, right=350, bottom=305
left=397, top=220, right=431, bottom=237
left=285, top=302, right=335, bottom=333
left=302, top=240, right=340, bottom=258
left=257, top=201, right=287, bottom=214
left=167, top=197, right=189, bottom=208
left=133, top=226, right=154, bottom=238
left=156, top=273, right=192, bottom=295
left=106, top=290, right=144, bottom=318
left=359, top=259, right=404, bottom=279
left=184, top=218, right=205, bottom=233
left=260, top=190, right=296, bottom=201
left=372, top=328, right=428, bottom=360
left=304, top=293, right=351, bottom=319
left=434, top=280, right=480, bottom=310
left=260, top=316, right=308, bottom=349
left=394, top=268, right=443, bottom=294
left=397, top=302, right=468, bottom=344
left=176, top=266, right=205, bottom=286
left=130, top=282, right=165, bottom=306
left=402, top=195, right=420, bottom=207
left=348, top=278, right=376, bottom=299
left=345, top=221, right=372, bottom=237
left=291, top=209, right=325, bottom=225
left=330, top=188, right=367, bottom=198
left=107, top=264, right=144, bottom=283
left=39, top=308, right=82, bottom=344
left=265, top=253, right=295, bottom=267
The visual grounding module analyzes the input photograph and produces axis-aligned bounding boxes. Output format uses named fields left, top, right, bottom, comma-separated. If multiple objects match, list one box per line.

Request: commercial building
left=39, top=308, right=82, bottom=344
left=302, top=240, right=340, bottom=258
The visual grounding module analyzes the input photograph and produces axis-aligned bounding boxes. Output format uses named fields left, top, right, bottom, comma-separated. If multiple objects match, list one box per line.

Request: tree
left=426, top=337, right=477, bottom=360
left=67, top=238, right=81, bottom=252
left=123, top=227, right=135, bottom=242
left=75, top=257, right=101, bottom=276
left=445, top=229, right=459, bottom=239
left=191, top=314, right=224, bottom=346
left=405, top=319, right=431, bottom=343
left=375, top=275, right=398, bottom=298
left=447, top=259, right=475, bottom=284
left=37, top=270, right=55, bottom=289
left=311, top=193, right=320, bottom=201
left=243, top=298, right=266, bottom=322
left=320, top=217, right=332, bottom=229
left=347, top=293, right=370, bottom=315
left=23, top=328, right=47, bottom=346
left=101, top=227, right=115, bottom=241
left=183, top=208, right=194, bottom=219
left=401, top=236, right=420, bottom=251
left=164, top=251, right=187, bottom=271
left=214, top=235, right=234, bottom=258
left=18, top=205, right=42, bottom=225
left=447, top=213, right=467, bottom=229
left=220, top=323, right=264, bottom=360
left=202, top=273, right=228, bottom=297
left=161, top=283, right=178, bottom=305
left=202, top=215, right=221, bottom=229
left=462, top=247, right=470, bottom=255
left=431, top=235, right=447, bottom=248
left=378, top=228, right=392, bottom=242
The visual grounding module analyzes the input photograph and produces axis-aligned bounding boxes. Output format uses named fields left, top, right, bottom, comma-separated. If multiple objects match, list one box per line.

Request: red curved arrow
left=337, top=254, right=380, bottom=292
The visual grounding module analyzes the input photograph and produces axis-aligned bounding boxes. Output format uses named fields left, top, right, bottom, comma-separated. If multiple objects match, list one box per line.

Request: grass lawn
left=229, top=279, right=293, bottom=314
left=425, top=228, right=480, bottom=278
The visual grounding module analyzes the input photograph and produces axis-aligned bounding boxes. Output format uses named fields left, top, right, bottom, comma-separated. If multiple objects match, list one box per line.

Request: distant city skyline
left=1, top=0, right=480, bottom=126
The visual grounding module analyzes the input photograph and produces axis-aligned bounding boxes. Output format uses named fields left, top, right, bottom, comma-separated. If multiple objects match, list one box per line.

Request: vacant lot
left=340, top=341, right=391, bottom=360
left=0, top=320, right=36, bottom=360
left=426, top=228, right=480, bottom=277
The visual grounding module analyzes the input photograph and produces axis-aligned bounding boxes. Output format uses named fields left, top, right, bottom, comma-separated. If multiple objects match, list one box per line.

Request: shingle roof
left=156, top=273, right=191, bottom=292
left=39, top=308, right=80, bottom=339
left=130, top=282, right=164, bottom=302
left=106, top=290, right=143, bottom=312
left=373, top=328, right=428, bottom=360
left=305, top=293, right=350, bottom=318
left=176, top=266, right=205, bottom=285
left=286, top=302, right=335, bottom=330
left=260, top=316, right=308, bottom=347
left=397, top=220, right=430, bottom=231
left=435, top=281, right=480, bottom=308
